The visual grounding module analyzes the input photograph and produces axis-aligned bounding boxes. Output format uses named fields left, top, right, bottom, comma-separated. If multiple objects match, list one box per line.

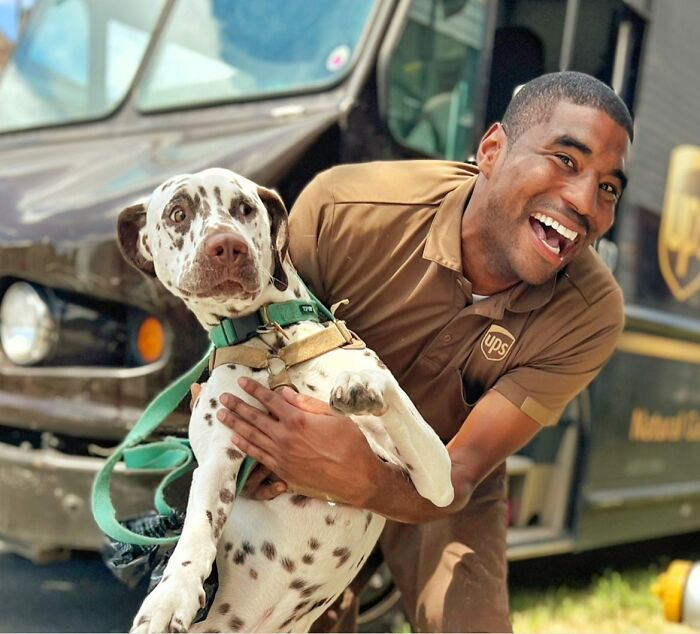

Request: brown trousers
left=312, top=464, right=511, bottom=633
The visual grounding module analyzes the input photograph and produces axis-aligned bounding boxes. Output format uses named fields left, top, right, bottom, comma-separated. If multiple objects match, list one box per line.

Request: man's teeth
left=532, top=212, right=579, bottom=242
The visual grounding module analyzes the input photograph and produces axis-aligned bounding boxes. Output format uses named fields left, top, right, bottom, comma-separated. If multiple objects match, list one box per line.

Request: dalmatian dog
left=117, top=168, right=454, bottom=633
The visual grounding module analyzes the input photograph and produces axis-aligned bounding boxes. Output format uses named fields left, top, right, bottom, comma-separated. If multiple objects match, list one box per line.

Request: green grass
left=510, top=564, right=693, bottom=634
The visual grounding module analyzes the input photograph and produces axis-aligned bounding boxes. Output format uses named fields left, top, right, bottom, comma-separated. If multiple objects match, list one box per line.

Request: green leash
left=91, top=296, right=333, bottom=546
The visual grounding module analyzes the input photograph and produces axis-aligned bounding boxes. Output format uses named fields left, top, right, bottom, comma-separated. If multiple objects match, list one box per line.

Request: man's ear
left=117, top=201, right=156, bottom=277
left=257, top=186, right=289, bottom=291
left=476, top=122, right=507, bottom=179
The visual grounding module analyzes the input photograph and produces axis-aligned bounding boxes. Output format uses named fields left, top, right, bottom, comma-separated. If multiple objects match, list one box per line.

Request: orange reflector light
left=137, top=316, right=164, bottom=363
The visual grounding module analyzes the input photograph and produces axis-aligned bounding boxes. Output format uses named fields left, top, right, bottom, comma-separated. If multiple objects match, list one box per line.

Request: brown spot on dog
left=137, top=615, right=148, bottom=626
left=227, top=448, right=243, bottom=461
left=249, top=568, right=258, bottom=579
left=305, top=383, right=317, bottom=392
left=301, top=583, right=322, bottom=598
left=233, top=549, right=246, bottom=565
left=182, top=560, right=192, bottom=567
left=204, top=412, right=213, bottom=425
left=377, top=359, right=387, bottom=369
left=228, top=615, right=245, bottom=631
left=174, top=236, right=184, bottom=250
left=219, top=488, right=234, bottom=503
left=227, top=364, right=237, bottom=370
left=210, top=398, right=218, bottom=408
left=295, top=599, right=310, bottom=613
left=242, top=541, right=255, bottom=555
left=333, top=547, right=351, bottom=567
left=224, top=542, right=233, bottom=552
left=214, top=187, right=223, bottom=206
left=290, top=578, right=306, bottom=590
left=302, top=553, right=315, bottom=565
left=280, top=557, right=296, bottom=573
left=206, top=510, right=213, bottom=525
left=294, top=287, right=301, bottom=298
left=308, top=537, right=321, bottom=550
left=262, top=541, right=276, bottom=560
left=325, top=515, right=336, bottom=526
left=406, top=463, right=414, bottom=471
left=219, top=603, right=230, bottom=615
left=290, top=494, right=310, bottom=507
left=364, top=512, right=372, bottom=532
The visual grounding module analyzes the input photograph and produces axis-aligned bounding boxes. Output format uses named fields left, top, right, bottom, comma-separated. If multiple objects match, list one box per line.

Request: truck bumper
left=0, top=440, right=166, bottom=552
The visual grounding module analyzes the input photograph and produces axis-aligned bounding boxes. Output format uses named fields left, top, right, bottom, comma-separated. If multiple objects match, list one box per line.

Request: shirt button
left=443, top=333, right=453, bottom=342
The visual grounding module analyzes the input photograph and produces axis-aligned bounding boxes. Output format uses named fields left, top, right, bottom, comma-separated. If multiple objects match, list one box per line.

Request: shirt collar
left=422, top=164, right=557, bottom=315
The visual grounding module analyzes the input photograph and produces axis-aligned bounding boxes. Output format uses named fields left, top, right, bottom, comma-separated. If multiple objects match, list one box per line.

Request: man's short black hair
left=502, top=71, right=634, bottom=143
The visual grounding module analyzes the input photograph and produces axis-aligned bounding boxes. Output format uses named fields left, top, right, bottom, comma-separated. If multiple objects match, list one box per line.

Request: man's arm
left=217, top=378, right=541, bottom=524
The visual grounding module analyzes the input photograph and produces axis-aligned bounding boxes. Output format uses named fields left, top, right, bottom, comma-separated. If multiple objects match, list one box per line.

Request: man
left=215, top=71, right=632, bottom=631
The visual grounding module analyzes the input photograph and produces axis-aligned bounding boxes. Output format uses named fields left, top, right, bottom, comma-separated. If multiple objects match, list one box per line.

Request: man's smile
left=528, top=211, right=583, bottom=260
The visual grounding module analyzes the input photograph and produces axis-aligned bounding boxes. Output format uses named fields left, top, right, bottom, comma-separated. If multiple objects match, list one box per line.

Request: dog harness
left=91, top=294, right=362, bottom=546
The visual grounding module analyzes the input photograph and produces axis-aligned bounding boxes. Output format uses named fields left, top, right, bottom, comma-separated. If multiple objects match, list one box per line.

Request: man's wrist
left=352, top=453, right=384, bottom=508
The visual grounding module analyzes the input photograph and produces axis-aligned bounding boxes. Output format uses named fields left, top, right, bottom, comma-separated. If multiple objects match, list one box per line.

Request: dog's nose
left=204, top=233, right=249, bottom=264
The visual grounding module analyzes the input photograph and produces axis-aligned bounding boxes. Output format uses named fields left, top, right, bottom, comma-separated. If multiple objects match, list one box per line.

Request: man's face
left=474, top=101, right=630, bottom=288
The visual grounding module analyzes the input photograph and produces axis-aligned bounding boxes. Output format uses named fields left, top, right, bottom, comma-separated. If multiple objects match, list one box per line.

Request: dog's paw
left=131, top=575, right=205, bottom=633
left=330, top=370, right=389, bottom=416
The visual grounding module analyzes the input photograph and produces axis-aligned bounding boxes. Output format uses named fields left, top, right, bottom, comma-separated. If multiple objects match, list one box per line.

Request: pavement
left=0, top=546, right=148, bottom=633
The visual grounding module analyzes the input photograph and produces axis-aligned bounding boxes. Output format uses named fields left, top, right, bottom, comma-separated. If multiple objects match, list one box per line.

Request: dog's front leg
left=131, top=399, right=244, bottom=633
left=331, top=369, right=454, bottom=507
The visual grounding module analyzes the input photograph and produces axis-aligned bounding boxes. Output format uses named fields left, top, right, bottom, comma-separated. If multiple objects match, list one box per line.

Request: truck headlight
left=0, top=281, right=57, bottom=365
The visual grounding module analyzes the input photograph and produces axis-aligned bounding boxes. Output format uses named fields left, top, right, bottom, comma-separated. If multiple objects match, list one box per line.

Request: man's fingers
left=246, top=480, right=288, bottom=500
left=233, top=379, right=299, bottom=421
left=280, top=387, right=335, bottom=415
left=218, top=394, right=277, bottom=436
left=241, top=464, right=273, bottom=496
left=189, top=383, right=202, bottom=410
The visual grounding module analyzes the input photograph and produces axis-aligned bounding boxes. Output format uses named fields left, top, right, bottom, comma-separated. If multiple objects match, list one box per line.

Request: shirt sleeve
left=287, top=169, right=336, bottom=304
left=492, top=287, right=625, bottom=426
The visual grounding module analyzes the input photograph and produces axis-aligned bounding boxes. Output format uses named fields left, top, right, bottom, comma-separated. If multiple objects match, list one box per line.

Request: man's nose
left=562, top=172, right=598, bottom=222
left=204, top=233, right=249, bottom=265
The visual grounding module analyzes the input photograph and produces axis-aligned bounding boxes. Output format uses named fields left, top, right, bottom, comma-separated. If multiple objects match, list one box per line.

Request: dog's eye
left=238, top=202, right=253, bottom=218
left=170, top=206, right=186, bottom=223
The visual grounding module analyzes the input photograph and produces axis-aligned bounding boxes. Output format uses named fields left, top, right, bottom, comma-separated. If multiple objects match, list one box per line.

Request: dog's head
left=117, top=168, right=289, bottom=324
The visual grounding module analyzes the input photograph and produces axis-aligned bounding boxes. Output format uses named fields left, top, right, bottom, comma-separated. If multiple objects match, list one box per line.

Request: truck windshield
left=0, top=0, right=166, bottom=133
left=137, top=0, right=377, bottom=111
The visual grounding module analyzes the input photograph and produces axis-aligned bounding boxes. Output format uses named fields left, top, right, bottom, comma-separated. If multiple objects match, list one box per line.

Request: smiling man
left=215, top=71, right=632, bottom=632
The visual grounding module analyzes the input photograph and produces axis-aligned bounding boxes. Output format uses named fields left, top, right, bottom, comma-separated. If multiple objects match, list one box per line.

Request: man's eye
left=600, top=183, right=619, bottom=199
left=557, top=154, right=574, bottom=168
left=170, top=207, right=186, bottom=223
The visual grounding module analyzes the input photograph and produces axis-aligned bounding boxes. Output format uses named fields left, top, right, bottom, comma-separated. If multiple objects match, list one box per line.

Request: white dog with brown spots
left=117, top=168, right=454, bottom=633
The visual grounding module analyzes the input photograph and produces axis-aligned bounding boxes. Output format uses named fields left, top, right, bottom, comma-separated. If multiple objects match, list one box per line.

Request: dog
left=117, top=168, right=454, bottom=633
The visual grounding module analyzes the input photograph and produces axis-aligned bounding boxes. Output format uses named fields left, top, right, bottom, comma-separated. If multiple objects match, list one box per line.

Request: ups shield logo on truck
left=480, top=325, right=515, bottom=361
left=659, top=145, right=700, bottom=302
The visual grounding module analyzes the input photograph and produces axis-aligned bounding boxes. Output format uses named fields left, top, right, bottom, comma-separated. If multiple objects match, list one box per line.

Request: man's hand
left=190, top=382, right=288, bottom=500
left=216, top=378, right=383, bottom=507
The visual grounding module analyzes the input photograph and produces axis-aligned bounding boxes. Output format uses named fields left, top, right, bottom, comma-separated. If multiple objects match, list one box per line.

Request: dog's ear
left=117, top=201, right=156, bottom=277
left=257, top=186, right=289, bottom=291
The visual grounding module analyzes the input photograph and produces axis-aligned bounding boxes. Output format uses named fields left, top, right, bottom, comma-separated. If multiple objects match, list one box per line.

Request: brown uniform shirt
left=289, top=160, right=624, bottom=441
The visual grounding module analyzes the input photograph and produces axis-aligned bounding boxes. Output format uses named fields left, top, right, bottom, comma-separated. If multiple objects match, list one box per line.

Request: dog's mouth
left=190, top=276, right=260, bottom=299
left=180, top=261, right=261, bottom=299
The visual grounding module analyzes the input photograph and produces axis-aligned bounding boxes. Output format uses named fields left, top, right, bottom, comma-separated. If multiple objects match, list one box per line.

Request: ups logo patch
left=659, top=145, right=700, bottom=302
left=480, top=325, right=515, bottom=362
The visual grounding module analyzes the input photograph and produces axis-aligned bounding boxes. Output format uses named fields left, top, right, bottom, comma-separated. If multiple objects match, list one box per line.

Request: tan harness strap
left=208, top=345, right=269, bottom=373
left=208, top=321, right=365, bottom=391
